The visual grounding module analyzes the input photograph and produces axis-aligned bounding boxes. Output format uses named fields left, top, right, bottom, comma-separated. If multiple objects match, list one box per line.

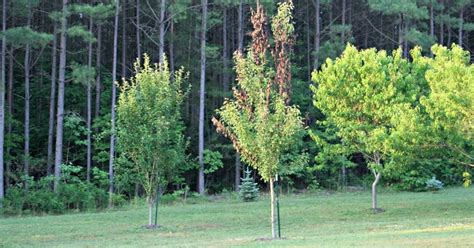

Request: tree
left=109, top=0, right=120, bottom=207
left=0, top=0, right=6, bottom=205
left=419, top=44, right=473, bottom=167
left=311, top=44, right=423, bottom=210
left=54, top=0, right=69, bottom=192
left=117, top=55, right=188, bottom=227
left=212, top=1, right=303, bottom=238
left=198, top=0, right=208, bottom=195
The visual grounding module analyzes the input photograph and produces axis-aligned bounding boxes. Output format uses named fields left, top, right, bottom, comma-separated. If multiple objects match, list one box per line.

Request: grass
left=1, top=187, right=473, bottom=247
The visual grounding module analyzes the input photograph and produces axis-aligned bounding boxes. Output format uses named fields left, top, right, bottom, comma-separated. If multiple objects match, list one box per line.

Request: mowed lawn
left=1, top=187, right=473, bottom=247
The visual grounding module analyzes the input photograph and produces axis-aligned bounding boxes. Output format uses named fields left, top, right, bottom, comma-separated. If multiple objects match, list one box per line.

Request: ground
left=1, top=187, right=473, bottom=247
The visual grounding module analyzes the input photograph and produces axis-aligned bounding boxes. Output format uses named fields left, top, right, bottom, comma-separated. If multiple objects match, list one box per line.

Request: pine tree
left=239, top=168, right=259, bottom=202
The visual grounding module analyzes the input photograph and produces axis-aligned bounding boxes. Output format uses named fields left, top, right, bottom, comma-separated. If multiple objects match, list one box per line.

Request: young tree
left=212, top=1, right=303, bottom=238
left=117, top=55, right=188, bottom=227
left=311, top=45, right=422, bottom=211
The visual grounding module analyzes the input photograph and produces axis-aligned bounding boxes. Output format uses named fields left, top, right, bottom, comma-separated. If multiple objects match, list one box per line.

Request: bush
left=1, top=165, right=115, bottom=216
left=239, top=168, right=259, bottom=202
left=425, top=177, right=444, bottom=191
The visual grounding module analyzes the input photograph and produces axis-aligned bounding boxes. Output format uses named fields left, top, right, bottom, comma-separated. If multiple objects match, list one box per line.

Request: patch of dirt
left=142, top=224, right=161, bottom=229
left=254, top=237, right=287, bottom=242
left=371, top=208, right=385, bottom=214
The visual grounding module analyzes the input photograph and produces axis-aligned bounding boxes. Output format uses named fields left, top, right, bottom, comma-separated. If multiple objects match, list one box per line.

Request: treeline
left=0, top=0, right=473, bottom=210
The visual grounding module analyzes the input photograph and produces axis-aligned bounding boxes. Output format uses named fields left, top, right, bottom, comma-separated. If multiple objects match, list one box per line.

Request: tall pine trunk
left=54, top=0, right=69, bottom=192
left=86, top=17, right=93, bottom=182
left=122, top=0, right=127, bottom=78
left=136, top=0, right=141, bottom=59
left=237, top=0, right=244, bottom=53
left=313, top=0, right=320, bottom=70
left=458, top=7, right=463, bottom=47
left=6, top=48, right=12, bottom=187
left=24, top=11, right=32, bottom=187
left=95, top=24, right=102, bottom=124
left=198, top=0, right=208, bottom=194
left=109, top=0, right=120, bottom=207
left=0, top=0, right=7, bottom=204
left=47, top=24, right=58, bottom=177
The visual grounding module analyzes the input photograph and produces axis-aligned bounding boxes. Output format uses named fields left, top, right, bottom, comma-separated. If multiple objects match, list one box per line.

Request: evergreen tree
left=239, top=168, right=259, bottom=202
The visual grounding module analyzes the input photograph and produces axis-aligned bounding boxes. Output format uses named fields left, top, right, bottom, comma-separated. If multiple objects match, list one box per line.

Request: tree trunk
left=86, top=17, right=93, bottom=182
left=270, top=177, right=276, bottom=239
left=458, top=7, right=463, bottom=47
left=47, top=24, right=58, bottom=177
left=148, top=199, right=153, bottom=226
left=122, top=0, right=127, bottom=78
left=222, top=7, right=229, bottom=93
left=341, top=0, right=346, bottom=42
left=109, top=0, right=120, bottom=207
left=136, top=0, right=141, bottom=60
left=305, top=2, right=311, bottom=80
left=439, top=0, right=444, bottom=45
left=398, top=14, right=403, bottom=52
left=237, top=0, right=244, bottom=53
left=0, top=0, right=6, bottom=204
left=24, top=10, right=32, bottom=188
left=234, top=153, right=241, bottom=191
left=313, top=0, right=320, bottom=70
left=169, top=17, right=174, bottom=75
left=198, top=0, right=208, bottom=195
left=371, top=171, right=381, bottom=210
left=6, top=48, right=12, bottom=187
left=158, top=0, right=166, bottom=64
left=95, top=24, right=102, bottom=124
left=54, top=0, right=69, bottom=192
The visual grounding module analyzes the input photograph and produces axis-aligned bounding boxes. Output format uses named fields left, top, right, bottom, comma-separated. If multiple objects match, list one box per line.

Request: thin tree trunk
left=439, top=0, right=444, bottom=45
left=306, top=2, right=311, bottom=80
left=234, top=153, right=241, bottom=191
left=0, top=0, right=6, bottom=204
left=6, top=48, right=12, bottom=187
left=95, top=24, right=102, bottom=123
left=24, top=11, right=32, bottom=187
left=47, top=24, right=58, bottom=177
left=270, top=177, right=276, bottom=239
left=371, top=171, right=381, bottom=210
left=237, top=0, right=243, bottom=53
left=198, top=0, right=208, bottom=195
left=458, top=7, right=463, bottom=47
left=169, top=17, right=174, bottom=75
left=54, top=0, right=69, bottom=192
left=136, top=0, right=141, bottom=60
left=341, top=0, right=346, bottom=42
left=313, top=0, right=320, bottom=70
left=222, top=7, right=229, bottom=93
left=398, top=14, right=403, bottom=51
left=148, top=200, right=153, bottom=226
left=122, top=0, right=127, bottom=78
left=86, top=17, right=93, bottom=182
left=109, top=0, right=120, bottom=207
left=158, top=0, right=166, bottom=64
left=430, top=3, right=434, bottom=56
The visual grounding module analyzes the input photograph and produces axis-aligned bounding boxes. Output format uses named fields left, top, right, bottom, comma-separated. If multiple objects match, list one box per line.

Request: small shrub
left=425, top=177, right=444, bottom=191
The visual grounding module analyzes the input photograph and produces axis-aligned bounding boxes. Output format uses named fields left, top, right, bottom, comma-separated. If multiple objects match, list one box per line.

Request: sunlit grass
left=1, top=187, right=473, bottom=247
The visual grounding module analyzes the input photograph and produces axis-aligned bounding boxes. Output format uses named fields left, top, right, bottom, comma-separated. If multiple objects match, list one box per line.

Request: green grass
left=1, top=187, right=473, bottom=247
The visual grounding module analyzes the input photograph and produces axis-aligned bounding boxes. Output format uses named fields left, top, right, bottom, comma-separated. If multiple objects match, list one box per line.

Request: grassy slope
left=1, top=187, right=473, bottom=247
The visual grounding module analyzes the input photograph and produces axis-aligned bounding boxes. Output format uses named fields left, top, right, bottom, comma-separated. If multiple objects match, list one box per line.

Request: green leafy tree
left=419, top=44, right=473, bottom=168
left=311, top=44, right=423, bottom=210
left=212, top=1, right=303, bottom=238
left=116, top=55, right=188, bottom=227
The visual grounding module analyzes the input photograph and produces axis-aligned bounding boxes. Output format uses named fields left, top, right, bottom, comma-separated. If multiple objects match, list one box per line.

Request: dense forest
left=0, top=0, right=472, bottom=214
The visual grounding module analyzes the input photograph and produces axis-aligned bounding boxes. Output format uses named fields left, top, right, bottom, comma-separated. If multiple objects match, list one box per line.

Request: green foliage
left=71, top=63, right=96, bottom=87
left=463, top=172, right=472, bottom=188
left=239, top=168, right=259, bottom=202
left=67, top=25, right=96, bottom=43
left=419, top=44, right=473, bottom=167
left=213, top=1, right=303, bottom=182
left=311, top=44, right=423, bottom=176
left=1, top=164, right=111, bottom=216
left=117, top=55, right=189, bottom=205
left=203, top=149, right=224, bottom=174
left=3, top=27, right=53, bottom=48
